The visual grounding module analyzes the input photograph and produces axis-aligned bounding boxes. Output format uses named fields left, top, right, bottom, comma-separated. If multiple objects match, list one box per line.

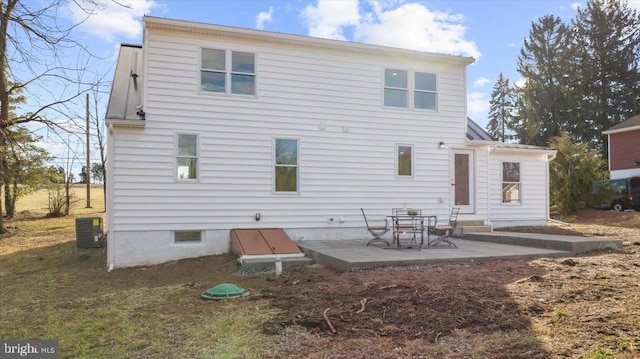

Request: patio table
left=390, top=209, right=435, bottom=249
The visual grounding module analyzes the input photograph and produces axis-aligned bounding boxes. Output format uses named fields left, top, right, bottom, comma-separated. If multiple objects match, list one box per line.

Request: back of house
left=105, top=16, right=556, bottom=268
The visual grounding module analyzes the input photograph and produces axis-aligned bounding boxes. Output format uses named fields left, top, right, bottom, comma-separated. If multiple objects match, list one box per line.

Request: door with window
left=451, top=149, right=474, bottom=214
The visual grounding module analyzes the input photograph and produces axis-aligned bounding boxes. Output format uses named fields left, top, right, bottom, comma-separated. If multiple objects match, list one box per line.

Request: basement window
left=174, top=231, right=202, bottom=244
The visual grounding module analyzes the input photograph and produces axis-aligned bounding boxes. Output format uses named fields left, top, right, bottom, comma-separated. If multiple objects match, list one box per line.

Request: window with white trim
left=174, top=230, right=202, bottom=243
left=177, top=134, right=198, bottom=180
left=384, top=69, right=408, bottom=108
left=397, top=144, right=413, bottom=177
left=414, top=72, right=437, bottom=110
left=274, top=138, right=299, bottom=193
left=201, top=49, right=255, bottom=95
left=384, top=68, right=437, bottom=110
left=502, top=162, right=521, bottom=204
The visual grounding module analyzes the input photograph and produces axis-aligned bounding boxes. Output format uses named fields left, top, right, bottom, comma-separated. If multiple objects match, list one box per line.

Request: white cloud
left=473, top=77, right=491, bottom=88
left=628, top=1, right=640, bottom=11
left=256, top=6, right=274, bottom=30
left=302, top=0, right=360, bottom=40
left=301, top=1, right=480, bottom=58
left=467, top=91, right=490, bottom=125
left=67, top=0, right=156, bottom=43
left=571, top=2, right=582, bottom=11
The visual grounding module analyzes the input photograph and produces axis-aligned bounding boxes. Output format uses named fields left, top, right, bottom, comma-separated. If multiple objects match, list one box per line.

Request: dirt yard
left=257, top=209, right=640, bottom=358
left=1, top=208, right=639, bottom=358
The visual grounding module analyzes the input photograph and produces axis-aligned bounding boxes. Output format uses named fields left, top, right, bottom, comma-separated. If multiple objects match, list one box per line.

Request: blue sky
left=29, top=0, right=640, bottom=171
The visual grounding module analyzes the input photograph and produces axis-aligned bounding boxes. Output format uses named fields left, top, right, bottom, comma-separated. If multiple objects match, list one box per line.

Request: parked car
left=590, top=177, right=640, bottom=211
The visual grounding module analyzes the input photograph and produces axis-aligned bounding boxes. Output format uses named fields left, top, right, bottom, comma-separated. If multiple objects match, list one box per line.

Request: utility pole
left=86, top=93, right=91, bottom=208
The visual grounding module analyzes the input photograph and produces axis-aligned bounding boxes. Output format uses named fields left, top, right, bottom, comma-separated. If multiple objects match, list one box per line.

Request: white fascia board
left=602, top=125, right=640, bottom=135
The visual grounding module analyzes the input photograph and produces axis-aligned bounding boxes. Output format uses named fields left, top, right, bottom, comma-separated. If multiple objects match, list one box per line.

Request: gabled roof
left=603, top=115, right=640, bottom=135
left=465, top=118, right=555, bottom=155
left=466, top=117, right=494, bottom=141
left=105, top=44, right=145, bottom=127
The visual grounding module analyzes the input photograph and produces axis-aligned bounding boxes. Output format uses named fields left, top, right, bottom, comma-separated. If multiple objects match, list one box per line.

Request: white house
left=105, top=16, right=556, bottom=269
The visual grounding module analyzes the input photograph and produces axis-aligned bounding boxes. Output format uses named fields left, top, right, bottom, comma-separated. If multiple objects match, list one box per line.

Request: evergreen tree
left=3, top=127, right=51, bottom=217
left=516, top=14, right=578, bottom=146
left=572, top=0, right=640, bottom=153
left=487, top=73, right=515, bottom=142
left=78, top=166, right=88, bottom=184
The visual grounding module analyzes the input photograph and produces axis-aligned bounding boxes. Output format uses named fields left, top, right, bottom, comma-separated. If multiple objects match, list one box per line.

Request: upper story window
left=502, top=162, right=521, bottom=204
left=177, top=134, right=198, bottom=180
left=384, top=68, right=437, bottom=110
left=201, top=49, right=255, bottom=95
left=397, top=144, right=413, bottom=177
left=414, top=72, right=437, bottom=110
left=384, top=69, right=408, bottom=108
left=274, top=138, right=299, bottom=193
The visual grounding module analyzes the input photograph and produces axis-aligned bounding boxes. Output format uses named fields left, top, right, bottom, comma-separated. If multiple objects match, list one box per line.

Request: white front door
left=451, top=149, right=475, bottom=214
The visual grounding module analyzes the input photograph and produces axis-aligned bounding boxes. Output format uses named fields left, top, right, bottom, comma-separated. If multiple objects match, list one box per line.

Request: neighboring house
left=603, top=115, right=640, bottom=179
left=105, top=16, right=556, bottom=269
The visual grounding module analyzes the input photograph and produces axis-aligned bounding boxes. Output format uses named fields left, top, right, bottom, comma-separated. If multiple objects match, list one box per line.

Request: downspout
left=107, top=122, right=115, bottom=271
left=486, top=144, right=493, bottom=231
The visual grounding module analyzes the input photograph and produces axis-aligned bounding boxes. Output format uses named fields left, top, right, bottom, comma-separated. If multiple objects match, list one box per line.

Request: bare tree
left=0, top=0, right=107, bottom=233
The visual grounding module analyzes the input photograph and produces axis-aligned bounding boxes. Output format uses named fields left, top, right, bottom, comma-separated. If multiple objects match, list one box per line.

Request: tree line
left=487, top=0, right=639, bottom=213
left=1, top=1, right=110, bottom=233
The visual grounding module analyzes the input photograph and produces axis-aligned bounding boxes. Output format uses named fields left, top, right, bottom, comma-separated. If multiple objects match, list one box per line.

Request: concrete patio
left=294, top=232, right=622, bottom=271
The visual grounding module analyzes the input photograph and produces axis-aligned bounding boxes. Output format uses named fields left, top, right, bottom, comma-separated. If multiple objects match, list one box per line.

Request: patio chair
left=428, top=207, right=460, bottom=248
left=360, top=208, right=391, bottom=246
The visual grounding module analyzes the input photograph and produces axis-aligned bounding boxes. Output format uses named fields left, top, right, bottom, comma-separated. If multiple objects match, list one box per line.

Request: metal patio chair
left=428, top=207, right=460, bottom=248
left=360, top=208, right=391, bottom=246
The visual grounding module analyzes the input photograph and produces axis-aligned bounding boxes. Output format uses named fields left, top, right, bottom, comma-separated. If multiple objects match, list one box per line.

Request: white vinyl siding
left=110, top=27, right=470, bottom=234
left=489, top=152, right=549, bottom=225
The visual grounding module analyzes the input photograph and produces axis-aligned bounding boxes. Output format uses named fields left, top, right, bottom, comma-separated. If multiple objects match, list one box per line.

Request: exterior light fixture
left=634, top=159, right=639, bottom=166
left=438, top=141, right=445, bottom=149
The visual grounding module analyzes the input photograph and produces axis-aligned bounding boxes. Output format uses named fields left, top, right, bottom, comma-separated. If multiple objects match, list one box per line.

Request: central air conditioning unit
left=75, top=217, right=106, bottom=248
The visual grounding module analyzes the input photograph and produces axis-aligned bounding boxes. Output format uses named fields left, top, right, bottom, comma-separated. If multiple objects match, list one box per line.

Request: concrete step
left=239, top=255, right=313, bottom=270
left=464, top=232, right=622, bottom=253
left=459, top=225, right=492, bottom=235
left=457, top=220, right=485, bottom=226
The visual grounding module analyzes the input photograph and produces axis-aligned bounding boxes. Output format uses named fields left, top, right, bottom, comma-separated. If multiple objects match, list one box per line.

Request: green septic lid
left=201, top=283, right=250, bottom=300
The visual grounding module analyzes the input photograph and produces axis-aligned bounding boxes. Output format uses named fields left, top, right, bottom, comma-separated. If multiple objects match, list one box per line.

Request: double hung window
left=384, top=68, right=437, bottom=110
left=502, top=162, right=521, bottom=204
left=414, top=72, right=437, bottom=110
left=177, top=134, right=198, bottom=180
left=384, top=69, right=408, bottom=108
left=397, top=144, right=413, bottom=177
left=201, top=49, right=255, bottom=95
left=274, top=139, right=299, bottom=193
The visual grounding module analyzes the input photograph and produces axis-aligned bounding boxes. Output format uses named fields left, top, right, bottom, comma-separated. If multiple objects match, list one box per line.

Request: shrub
left=549, top=133, right=607, bottom=214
